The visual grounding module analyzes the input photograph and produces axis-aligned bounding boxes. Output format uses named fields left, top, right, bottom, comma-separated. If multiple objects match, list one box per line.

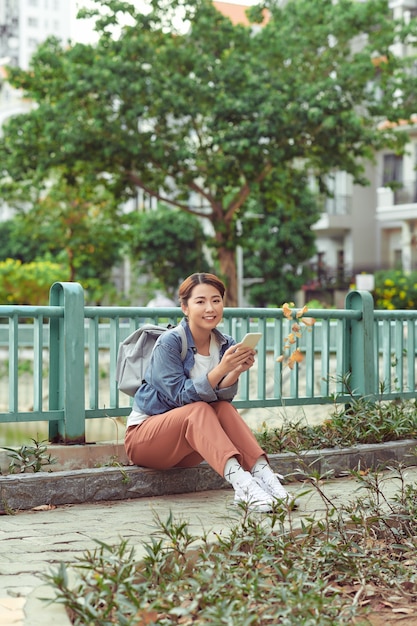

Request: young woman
left=125, top=272, right=292, bottom=512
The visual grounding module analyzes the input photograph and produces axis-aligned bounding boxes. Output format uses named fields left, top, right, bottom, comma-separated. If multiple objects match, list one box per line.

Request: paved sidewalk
left=2, top=466, right=417, bottom=626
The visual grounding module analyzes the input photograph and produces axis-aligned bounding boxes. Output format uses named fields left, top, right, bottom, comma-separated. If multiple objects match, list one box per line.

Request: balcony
left=312, top=194, right=352, bottom=235
left=377, top=180, right=417, bottom=221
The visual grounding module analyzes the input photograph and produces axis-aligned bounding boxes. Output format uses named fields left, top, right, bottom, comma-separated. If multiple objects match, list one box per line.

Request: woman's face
left=181, top=283, right=224, bottom=332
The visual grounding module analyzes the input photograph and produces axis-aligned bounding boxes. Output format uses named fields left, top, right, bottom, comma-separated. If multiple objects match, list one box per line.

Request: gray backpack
left=116, top=324, right=187, bottom=397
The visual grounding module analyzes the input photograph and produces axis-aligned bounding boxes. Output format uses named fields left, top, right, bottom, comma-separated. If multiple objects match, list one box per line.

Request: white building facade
left=0, top=0, right=71, bottom=69
left=311, top=0, right=417, bottom=301
left=374, top=0, right=417, bottom=275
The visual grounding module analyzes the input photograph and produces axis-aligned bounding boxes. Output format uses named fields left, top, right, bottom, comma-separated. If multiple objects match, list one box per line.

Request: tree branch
left=127, top=170, right=211, bottom=219
left=224, top=163, right=273, bottom=221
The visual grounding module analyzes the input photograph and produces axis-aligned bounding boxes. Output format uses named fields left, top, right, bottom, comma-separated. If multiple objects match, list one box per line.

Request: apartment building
left=0, top=0, right=71, bottom=69
left=375, top=0, right=417, bottom=273
left=312, top=0, right=417, bottom=299
left=0, top=0, right=72, bottom=222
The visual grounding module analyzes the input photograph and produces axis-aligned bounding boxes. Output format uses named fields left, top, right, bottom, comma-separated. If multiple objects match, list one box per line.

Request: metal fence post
left=345, top=290, right=376, bottom=399
left=48, top=282, right=86, bottom=443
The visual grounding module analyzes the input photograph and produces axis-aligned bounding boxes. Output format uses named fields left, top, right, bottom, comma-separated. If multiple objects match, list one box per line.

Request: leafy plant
left=1, top=438, right=57, bottom=474
left=0, top=258, right=69, bottom=305
left=101, top=455, right=130, bottom=484
left=373, top=269, right=417, bottom=310
left=242, top=172, right=319, bottom=307
left=255, top=396, right=417, bottom=454
left=43, top=464, right=417, bottom=625
left=3, top=0, right=417, bottom=303
left=128, top=205, right=212, bottom=298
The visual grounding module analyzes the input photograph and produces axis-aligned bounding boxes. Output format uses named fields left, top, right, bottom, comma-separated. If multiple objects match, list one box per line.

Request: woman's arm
left=208, top=343, right=256, bottom=389
left=145, top=341, right=219, bottom=408
left=138, top=333, right=254, bottom=412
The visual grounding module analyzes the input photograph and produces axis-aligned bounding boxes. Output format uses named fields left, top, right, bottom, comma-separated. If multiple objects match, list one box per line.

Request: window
left=394, top=249, right=402, bottom=269
left=317, top=252, right=326, bottom=283
left=382, top=154, right=403, bottom=186
left=337, top=250, right=345, bottom=285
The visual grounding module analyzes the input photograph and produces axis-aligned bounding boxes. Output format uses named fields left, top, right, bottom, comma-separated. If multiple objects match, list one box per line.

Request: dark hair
left=178, top=273, right=226, bottom=306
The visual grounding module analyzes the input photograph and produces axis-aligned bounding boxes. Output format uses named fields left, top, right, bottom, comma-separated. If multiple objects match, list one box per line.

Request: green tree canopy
left=243, top=171, right=319, bottom=306
left=128, top=205, right=212, bottom=297
left=0, top=258, right=69, bottom=305
left=0, top=171, right=125, bottom=303
left=1, top=0, right=417, bottom=303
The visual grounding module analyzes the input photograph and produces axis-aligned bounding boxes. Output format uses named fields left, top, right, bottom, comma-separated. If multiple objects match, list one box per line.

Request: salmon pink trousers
left=124, top=400, right=266, bottom=477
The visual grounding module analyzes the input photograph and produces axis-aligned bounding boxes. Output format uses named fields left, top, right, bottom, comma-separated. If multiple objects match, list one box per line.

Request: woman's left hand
left=224, top=343, right=256, bottom=377
left=237, top=351, right=255, bottom=372
left=209, top=343, right=255, bottom=389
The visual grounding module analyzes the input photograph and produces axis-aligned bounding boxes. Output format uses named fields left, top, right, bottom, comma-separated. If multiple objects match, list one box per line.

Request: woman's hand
left=208, top=342, right=256, bottom=389
left=212, top=343, right=256, bottom=388
left=220, top=342, right=255, bottom=372
left=231, top=342, right=256, bottom=371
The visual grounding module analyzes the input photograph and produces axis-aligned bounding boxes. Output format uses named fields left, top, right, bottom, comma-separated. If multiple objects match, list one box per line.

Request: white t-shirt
left=189, top=334, right=219, bottom=379
left=126, top=333, right=220, bottom=428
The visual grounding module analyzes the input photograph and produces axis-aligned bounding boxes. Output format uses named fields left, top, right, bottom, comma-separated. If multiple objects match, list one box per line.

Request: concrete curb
left=1, top=439, right=417, bottom=513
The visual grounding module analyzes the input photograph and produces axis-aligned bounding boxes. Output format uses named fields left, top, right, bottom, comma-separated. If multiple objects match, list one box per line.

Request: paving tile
left=0, top=570, right=41, bottom=586
left=0, top=597, right=26, bottom=611
left=0, top=597, right=26, bottom=626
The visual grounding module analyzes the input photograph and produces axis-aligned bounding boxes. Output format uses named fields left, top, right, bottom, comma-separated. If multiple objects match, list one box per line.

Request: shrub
left=0, top=258, right=69, bottom=305
left=373, top=269, right=417, bottom=310
left=255, top=397, right=417, bottom=453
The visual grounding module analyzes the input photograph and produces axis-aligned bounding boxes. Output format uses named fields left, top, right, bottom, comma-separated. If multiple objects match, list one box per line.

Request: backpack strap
left=176, top=324, right=188, bottom=360
left=166, top=323, right=188, bottom=361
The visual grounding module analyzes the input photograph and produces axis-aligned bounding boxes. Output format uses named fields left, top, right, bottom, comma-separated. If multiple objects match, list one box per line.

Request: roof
left=213, top=1, right=269, bottom=25
left=378, top=114, right=417, bottom=130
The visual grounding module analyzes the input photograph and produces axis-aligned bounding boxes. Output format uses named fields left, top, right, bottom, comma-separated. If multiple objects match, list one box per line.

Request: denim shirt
left=133, top=318, right=238, bottom=415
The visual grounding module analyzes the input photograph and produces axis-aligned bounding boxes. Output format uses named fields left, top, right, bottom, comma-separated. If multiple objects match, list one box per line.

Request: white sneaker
left=233, top=473, right=275, bottom=513
left=254, top=473, right=295, bottom=507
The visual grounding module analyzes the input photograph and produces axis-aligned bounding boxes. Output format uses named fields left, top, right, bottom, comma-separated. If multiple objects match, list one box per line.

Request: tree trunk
left=218, top=246, right=238, bottom=306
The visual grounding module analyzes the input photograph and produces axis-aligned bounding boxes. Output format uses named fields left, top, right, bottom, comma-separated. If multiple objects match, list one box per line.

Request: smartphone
left=239, top=332, right=262, bottom=349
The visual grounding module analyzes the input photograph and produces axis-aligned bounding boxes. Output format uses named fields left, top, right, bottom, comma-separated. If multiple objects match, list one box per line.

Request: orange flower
left=288, top=349, right=304, bottom=369
left=282, top=302, right=293, bottom=319
left=301, top=316, right=316, bottom=327
left=295, top=305, right=308, bottom=319
left=291, top=348, right=304, bottom=363
left=291, top=348, right=304, bottom=362
left=277, top=303, right=316, bottom=368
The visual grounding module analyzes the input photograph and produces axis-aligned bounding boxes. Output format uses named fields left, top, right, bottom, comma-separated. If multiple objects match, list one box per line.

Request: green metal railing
left=0, top=282, right=416, bottom=443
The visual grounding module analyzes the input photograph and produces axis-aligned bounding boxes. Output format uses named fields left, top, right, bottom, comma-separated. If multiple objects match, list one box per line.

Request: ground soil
left=353, top=593, right=416, bottom=625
